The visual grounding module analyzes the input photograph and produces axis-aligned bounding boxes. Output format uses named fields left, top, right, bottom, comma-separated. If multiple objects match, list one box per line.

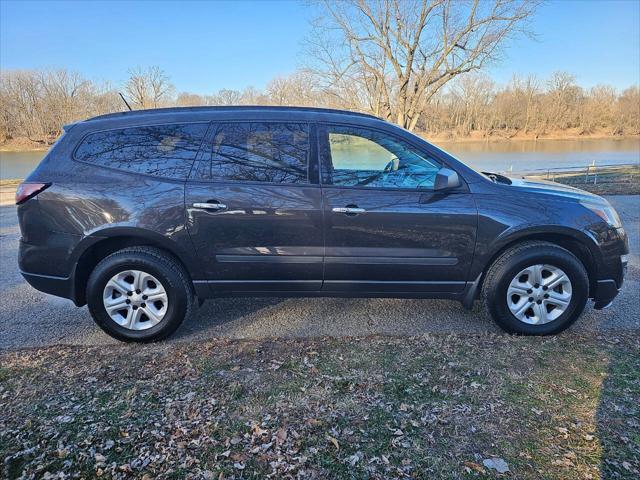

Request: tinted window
left=321, top=125, right=441, bottom=190
left=75, top=123, right=208, bottom=179
left=197, top=122, right=309, bottom=184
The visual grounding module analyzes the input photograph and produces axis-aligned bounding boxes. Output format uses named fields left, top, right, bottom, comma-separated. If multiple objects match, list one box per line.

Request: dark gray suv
left=16, top=107, right=629, bottom=341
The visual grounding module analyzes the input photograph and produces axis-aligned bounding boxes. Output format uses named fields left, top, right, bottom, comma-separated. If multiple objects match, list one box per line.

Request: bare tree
left=266, top=70, right=325, bottom=106
left=175, top=92, right=206, bottom=106
left=615, top=86, right=640, bottom=135
left=449, top=73, right=495, bottom=134
left=0, top=69, right=121, bottom=145
left=0, top=70, right=47, bottom=141
left=542, top=71, right=582, bottom=132
left=124, top=66, right=174, bottom=109
left=210, top=88, right=243, bottom=105
left=308, top=0, right=539, bottom=130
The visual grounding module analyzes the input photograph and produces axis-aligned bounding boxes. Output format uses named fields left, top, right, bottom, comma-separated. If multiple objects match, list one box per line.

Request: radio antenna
left=118, top=92, right=132, bottom=111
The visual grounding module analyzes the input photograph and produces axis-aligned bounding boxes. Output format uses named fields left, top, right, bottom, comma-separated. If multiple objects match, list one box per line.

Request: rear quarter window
left=74, top=123, right=208, bottom=179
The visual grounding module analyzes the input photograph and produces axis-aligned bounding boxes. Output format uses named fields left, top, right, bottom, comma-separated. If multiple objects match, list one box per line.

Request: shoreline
left=0, top=146, right=49, bottom=152
left=428, top=133, right=640, bottom=144
left=0, top=144, right=49, bottom=152
left=2, top=133, right=638, bottom=153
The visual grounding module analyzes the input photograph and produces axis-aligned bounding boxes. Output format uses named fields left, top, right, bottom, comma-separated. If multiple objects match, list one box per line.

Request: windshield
left=424, top=141, right=514, bottom=184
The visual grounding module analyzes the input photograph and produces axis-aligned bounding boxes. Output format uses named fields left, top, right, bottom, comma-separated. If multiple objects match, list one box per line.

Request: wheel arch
left=70, top=228, right=200, bottom=306
left=476, top=228, right=601, bottom=300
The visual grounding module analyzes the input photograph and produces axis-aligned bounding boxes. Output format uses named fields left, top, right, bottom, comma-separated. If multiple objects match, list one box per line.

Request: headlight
left=583, top=202, right=622, bottom=228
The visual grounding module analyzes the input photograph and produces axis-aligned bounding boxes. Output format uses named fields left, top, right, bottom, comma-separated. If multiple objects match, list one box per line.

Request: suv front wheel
left=482, top=241, right=589, bottom=335
left=87, top=246, right=194, bottom=342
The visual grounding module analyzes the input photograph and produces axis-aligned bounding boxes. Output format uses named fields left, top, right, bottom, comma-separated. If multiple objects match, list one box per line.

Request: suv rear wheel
left=87, top=247, right=193, bottom=342
left=482, top=241, right=589, bottom=335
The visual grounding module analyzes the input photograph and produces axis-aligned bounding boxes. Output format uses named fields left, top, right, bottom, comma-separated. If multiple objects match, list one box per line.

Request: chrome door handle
left=193, top=202, right=227, bottom=211
left=332, top=207, right=366, bottom=214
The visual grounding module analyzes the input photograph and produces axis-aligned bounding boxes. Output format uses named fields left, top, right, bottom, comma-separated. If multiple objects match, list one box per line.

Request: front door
left=318, top=124, right=477, bottom=293
left=186, top=121, right=323, bottom=292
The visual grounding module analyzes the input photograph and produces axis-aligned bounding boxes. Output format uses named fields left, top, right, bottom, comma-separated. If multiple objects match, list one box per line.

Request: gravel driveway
left=1, top=196, right=638, bottom=349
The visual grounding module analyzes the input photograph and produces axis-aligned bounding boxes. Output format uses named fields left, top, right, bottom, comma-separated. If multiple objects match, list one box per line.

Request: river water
left=1, top=137, right=638, bottom=180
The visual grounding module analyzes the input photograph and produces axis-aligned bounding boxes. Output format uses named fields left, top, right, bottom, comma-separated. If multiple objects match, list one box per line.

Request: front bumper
left=592, top=279, right=620, bottom=309
left=592, top=253, right=628, bottom=309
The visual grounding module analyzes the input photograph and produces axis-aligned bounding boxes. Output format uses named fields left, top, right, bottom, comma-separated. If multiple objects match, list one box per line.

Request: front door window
left=321, top=126, right=441, bottom=190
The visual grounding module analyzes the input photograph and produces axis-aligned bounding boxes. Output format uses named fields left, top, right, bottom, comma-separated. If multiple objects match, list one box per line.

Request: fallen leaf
left=464, top=461, right=485, bottom=473
left=483, top=457, right=509, bottom=473
left=552, top=458, right=573, bottom=467
left=252, top=424, right=268, bottom=436
left=327, top=435, right=339, bottom=450
left=276, top=427, right=287, bottom=443
left=348, top=452, right=363, bottom=466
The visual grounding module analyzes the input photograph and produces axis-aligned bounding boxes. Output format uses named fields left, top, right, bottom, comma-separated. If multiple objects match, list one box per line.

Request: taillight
left=15, top=182, right=51, bottom=205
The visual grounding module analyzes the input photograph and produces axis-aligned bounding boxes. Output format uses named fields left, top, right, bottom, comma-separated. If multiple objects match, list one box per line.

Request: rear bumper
left=19, top=235, right=84, bottom=305
left=20, top=269, right=79, bottom=305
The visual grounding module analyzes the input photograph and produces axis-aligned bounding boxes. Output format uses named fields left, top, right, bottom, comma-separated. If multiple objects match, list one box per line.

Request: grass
left=527, top=165, right=640, bottom=195
left=1, top=333, right=638, bottom=479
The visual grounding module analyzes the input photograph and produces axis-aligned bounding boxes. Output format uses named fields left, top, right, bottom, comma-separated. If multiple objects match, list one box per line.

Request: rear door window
left=74, top=123, right=208, bottom=179
left=194, top=122, right=310, bottom=184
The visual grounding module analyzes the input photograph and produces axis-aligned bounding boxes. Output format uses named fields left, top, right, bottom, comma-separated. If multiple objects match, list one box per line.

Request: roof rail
left=85, top=105, right=382, bottom=122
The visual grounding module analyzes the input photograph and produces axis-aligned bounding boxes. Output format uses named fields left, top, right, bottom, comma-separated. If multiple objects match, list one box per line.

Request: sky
left=1, top=0, right=639, bottom=94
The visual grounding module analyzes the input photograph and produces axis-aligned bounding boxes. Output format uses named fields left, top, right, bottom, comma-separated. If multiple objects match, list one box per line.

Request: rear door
left=318, top=123, right=477, bottom=293
left=185, top=121, right=323, bottom=292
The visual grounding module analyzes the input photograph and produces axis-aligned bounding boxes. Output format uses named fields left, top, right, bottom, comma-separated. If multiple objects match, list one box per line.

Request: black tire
left=87, top=246, right=193, bottom=342
left=481, top=241, right=589, bottom=335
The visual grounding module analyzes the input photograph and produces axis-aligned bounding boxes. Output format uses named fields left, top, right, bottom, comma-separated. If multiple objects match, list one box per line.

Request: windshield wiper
left=482, top=171, right=513, bottom=185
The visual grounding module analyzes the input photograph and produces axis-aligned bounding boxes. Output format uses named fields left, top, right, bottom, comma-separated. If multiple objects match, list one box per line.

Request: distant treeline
left=1, top=67, right=638, bottom=146
left=421, top=72, right=639, bottom=138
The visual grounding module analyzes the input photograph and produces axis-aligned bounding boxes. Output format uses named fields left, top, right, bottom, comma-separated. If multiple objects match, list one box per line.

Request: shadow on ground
left=597, top=339, right=640, bottom=478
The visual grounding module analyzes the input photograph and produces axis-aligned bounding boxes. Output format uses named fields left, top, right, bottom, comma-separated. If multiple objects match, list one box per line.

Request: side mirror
left=434, top=167, right=461, bottom=191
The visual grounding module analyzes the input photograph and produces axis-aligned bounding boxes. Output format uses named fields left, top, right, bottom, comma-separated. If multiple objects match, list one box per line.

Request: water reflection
left=433, top=137, right=640, bottom=172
